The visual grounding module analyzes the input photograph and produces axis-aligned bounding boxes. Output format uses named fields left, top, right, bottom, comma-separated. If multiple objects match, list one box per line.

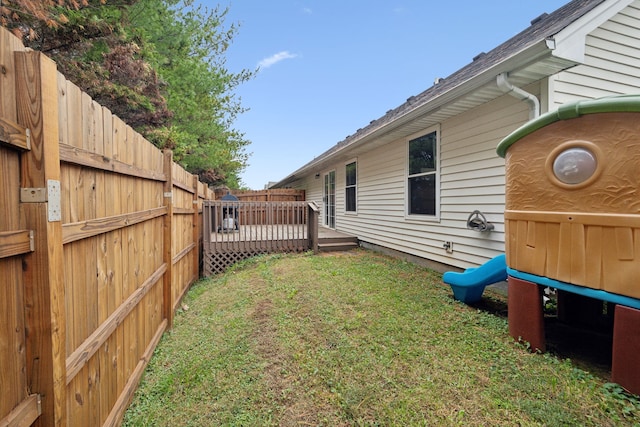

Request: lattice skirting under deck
left=203, top=249, right=263, bottom=275
left=203, top=246, right=307, bottom=275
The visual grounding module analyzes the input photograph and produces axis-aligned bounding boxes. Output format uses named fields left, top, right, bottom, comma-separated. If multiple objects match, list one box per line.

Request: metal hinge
left=20, top=180, right=61, bottom=222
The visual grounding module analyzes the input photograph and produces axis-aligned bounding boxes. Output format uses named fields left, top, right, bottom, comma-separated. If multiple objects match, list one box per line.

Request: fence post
left=192, top=175, right=200, bottom=280
left=202, top=201, right=212, bottom=276
left=162, top=150, right=174, bottom=327
left=16, top=51, right=67, bottom=427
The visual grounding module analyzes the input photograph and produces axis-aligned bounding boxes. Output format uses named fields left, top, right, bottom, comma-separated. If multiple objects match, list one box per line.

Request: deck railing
left=203, top=200, right=319, bottom=275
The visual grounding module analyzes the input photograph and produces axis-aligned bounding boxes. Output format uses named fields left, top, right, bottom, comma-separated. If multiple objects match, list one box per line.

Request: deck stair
left=318, top=230, right=359, bottom=252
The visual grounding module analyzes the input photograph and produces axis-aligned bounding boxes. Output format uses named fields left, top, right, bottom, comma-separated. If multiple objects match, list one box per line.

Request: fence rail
left=213, top=188, right=305, bottom=201
left=0, top=27, right=213, bottom=427
left=203, top=201, right=319, bottom=275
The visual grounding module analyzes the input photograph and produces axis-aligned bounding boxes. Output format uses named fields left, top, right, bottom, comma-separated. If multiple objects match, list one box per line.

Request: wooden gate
left=0, top=64, right=42, bottom=426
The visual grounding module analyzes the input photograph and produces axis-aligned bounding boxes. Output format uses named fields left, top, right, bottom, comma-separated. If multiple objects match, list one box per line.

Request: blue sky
left=196, top=1, right=570, bottom=189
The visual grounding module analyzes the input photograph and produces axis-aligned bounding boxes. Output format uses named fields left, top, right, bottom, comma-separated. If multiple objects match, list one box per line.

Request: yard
left=123, top=250, right=639, bottom=426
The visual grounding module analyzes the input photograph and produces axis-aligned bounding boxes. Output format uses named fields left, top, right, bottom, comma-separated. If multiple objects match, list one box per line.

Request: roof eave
left=274, top=40, right=572, bottom=188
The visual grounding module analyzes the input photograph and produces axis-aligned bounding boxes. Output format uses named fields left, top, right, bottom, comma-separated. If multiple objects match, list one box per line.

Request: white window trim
left=344, top=158, right=358, bottom=215
left=404, top=125, right=441, bottom=222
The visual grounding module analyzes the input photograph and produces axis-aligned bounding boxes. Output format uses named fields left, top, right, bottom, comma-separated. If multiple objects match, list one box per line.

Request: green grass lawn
left=123, top=250, right=640, bottom=426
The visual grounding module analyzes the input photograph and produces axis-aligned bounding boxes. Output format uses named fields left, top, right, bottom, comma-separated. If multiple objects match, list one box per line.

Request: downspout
left=497, top=72, right=540, bottom=120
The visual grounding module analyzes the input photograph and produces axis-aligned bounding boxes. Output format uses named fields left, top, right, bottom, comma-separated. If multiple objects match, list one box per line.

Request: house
left=272, top=0, right=640, bottom=272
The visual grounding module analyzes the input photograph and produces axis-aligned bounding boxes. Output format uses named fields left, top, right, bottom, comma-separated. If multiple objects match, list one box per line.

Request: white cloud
left=257, top=51, right=298, bottom=69
left=302, top=7, right=312, bottom=14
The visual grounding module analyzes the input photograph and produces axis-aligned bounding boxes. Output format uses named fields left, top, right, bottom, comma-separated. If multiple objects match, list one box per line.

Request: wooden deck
left=202, top=200, right=358, bottom=274
left=203, top=200, right=316, bottom=274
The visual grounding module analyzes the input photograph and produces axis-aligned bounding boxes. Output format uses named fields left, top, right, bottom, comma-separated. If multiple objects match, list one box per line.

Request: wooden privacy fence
left=0, top=28, right=213, bottom=427
left=213, top=188, right=305, bottom=201
left=203, top=201, right=319, bottom=275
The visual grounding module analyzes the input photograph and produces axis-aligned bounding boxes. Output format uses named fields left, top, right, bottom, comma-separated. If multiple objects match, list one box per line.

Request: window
left=408, top=130, right=438, bottom=216
left=345, top=161, right=357, bottom=212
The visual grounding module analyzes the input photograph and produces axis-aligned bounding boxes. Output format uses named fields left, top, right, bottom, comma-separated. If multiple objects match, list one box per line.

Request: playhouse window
left=552, top=147, right=597, bottom=185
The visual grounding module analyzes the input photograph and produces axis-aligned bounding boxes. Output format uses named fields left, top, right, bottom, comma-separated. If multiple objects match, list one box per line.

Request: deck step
left=318, top=236, right=359, bottom=252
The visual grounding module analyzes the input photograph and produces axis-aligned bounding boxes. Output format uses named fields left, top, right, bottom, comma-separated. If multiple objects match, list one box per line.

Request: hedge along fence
left=0, top=28, right=213, bottom=427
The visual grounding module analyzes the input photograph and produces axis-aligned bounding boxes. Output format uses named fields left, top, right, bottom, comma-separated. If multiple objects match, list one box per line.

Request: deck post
left=307, top=202, right=319, bottom=254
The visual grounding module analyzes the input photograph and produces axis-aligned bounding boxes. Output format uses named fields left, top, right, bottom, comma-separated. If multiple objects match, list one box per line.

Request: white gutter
left=496, top=72, right=540, bottom=120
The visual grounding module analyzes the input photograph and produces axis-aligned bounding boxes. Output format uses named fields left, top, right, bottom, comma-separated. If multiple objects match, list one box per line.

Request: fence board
left=0, top=256, right=27, bottom=420
left=62, top=206, right=166, bottom=244
left=0, top=116, right=29, bottom=150
left=0, top=27, right=210, bottom=427
left=59, top=142, right=166, bottom=181
left=0, top=28, right=20, bottom=121
left=0, top=394, right=41, bottom=427
left=0, top=35, right=29, bottom=423
left=0, top=230, right=33, bottom=258
left=103, top=319, right=167, bottom=427
left=65, top=263, right=167, bottom=384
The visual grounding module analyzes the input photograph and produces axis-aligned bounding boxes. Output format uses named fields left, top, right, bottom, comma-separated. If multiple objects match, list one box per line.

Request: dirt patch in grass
left=250, top=298, right=323, bottom=426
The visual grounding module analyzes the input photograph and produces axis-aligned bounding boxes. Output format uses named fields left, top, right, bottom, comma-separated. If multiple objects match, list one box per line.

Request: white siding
left=285, top=1, right=640, bottom=270
left=320, top=92, right=532, bottom=269
left=552, top=1, right=640, bottom=107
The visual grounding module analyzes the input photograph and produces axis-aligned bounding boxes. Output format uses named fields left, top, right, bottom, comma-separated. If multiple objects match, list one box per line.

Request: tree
left=129, top=0, right=255, bottom=187
left=4, top=0, right=171, bottom=137
left=3, top=0, right=255, bottom=188
left=0, top=0, right=94, bottom=38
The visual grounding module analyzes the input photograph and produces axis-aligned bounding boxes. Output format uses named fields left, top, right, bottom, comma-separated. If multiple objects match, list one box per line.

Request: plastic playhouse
left=497, top=94, right=640, bottom=395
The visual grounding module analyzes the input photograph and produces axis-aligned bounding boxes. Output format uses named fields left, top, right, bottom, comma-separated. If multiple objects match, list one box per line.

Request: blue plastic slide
left=442, top=254, right=507, bottom=304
